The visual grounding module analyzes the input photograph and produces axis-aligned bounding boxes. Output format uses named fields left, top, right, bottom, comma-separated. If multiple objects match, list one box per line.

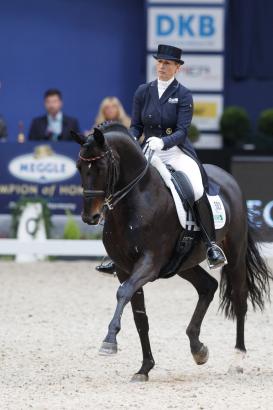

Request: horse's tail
left=220, top=217, right=273, bottom=319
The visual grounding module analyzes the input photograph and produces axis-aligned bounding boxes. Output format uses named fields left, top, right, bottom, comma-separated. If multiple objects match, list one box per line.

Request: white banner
left=147, top=7, right=224, bottom=51
left=147, top=54, right=224, bottom=91
left=192, top=94, right=223, bottom=131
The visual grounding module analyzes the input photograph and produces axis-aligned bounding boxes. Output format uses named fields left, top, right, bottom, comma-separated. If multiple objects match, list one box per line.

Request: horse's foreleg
left=130, top=287, right=155, bottom=382
left=99, top=254, right=157, bottom=356
left=179, top=265, right=218, bottom=365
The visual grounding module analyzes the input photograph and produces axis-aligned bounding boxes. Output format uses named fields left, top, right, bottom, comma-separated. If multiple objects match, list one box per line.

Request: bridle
left=79, top=147, right=154, bottom=211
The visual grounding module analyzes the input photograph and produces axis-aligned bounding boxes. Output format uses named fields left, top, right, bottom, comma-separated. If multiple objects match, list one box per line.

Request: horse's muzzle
left=81, top=212, right=101, bottom=225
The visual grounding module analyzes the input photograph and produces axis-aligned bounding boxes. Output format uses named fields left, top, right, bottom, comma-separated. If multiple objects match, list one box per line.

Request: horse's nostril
left=81, top=212, right=100, bottom=225
left=91, top=214, right=100, bottom=224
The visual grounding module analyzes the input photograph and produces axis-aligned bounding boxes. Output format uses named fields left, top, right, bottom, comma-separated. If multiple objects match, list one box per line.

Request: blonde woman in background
left=94, top=97, right=131, bottom=274
left=94, top=96, right=131, bottom=128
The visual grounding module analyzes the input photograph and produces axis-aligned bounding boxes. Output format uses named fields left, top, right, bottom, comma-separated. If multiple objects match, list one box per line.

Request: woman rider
left=97, top=44, right=226, bottom=273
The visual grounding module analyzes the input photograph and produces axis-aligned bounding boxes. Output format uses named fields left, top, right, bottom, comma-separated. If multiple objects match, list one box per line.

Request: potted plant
left=257, top=108, right=273, bottom=149
left=220, top=106, right=251, bottom=147
left=188, top=123, right=200, bottom=143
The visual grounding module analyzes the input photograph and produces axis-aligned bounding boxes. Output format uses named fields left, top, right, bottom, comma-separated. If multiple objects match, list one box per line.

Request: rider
left=97, top=44, right=226, bottom=272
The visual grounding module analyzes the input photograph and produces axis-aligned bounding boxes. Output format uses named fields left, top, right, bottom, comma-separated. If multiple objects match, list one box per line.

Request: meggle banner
left=147, top=7, right=224, bottom=51
left=0, top=143, right=83, bottom=215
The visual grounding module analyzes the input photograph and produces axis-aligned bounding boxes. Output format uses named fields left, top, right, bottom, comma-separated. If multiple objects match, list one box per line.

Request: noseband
left=79, top=148, right=154, bottom=210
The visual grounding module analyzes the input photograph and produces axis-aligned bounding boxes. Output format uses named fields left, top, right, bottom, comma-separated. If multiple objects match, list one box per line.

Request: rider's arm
left=162, top=89, right=193, bottom=150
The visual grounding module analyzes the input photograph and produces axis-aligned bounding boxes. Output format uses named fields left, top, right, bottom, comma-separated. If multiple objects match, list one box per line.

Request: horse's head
left=72, top=128, right=116, bottom=225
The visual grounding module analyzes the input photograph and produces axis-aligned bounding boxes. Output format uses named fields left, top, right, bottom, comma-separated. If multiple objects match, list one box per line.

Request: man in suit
left=28, top=89, right=80, bottom=141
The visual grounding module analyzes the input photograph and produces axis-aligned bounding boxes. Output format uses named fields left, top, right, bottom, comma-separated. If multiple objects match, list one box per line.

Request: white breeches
left=155, top=146, right=204, bottom=201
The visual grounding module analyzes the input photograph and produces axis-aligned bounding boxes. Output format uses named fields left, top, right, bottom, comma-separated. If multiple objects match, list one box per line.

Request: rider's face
left=156, top=59, right=180, bottom=81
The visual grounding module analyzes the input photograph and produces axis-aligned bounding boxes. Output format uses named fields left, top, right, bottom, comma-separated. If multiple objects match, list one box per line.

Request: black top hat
left=153, top=44, right=184, bottom=65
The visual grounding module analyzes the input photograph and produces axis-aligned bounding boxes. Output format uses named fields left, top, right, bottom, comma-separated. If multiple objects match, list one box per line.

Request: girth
left=157, top=166, right=198, bottom=279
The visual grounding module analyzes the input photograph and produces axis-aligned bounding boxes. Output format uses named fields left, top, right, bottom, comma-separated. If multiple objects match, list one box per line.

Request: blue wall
left=0, top=0, right=146, bottom=139
left=2, top=0, right=273, bottom=140
left=225, top=0, right=273, bottom=129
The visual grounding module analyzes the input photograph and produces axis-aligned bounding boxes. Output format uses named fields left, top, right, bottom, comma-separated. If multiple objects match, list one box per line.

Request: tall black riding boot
left=96, top=257, right=116, bottom=274
left=193, top=193, right=227, bottom=269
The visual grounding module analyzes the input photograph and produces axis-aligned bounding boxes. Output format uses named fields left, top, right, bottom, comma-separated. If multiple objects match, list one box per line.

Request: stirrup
left=206, top=243, right=228, bottom=270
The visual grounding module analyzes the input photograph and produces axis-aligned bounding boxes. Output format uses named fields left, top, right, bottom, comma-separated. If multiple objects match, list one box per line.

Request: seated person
left=28, top=89, right=80, bottom=141
left=0, top=116, right=7, bottom=141
left=93, top=96, right=131, bottom=128
left=94, top=98, right=133, bottom=274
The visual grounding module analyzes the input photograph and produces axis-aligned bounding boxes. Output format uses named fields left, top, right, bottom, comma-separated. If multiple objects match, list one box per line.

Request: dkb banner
left=0, top=143, right=82, bottom=215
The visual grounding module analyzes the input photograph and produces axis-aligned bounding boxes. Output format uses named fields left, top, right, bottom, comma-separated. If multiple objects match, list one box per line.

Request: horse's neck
left=110, top=136, right=147, bottom=187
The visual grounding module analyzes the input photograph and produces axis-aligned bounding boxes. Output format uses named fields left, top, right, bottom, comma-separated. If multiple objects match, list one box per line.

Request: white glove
left=147, top=137, right=164, bottom=152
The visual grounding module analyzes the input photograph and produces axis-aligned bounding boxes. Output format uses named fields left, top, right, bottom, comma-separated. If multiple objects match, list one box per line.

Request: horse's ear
left=70, top=130, right=86, bottom=145
left=93, top=128, right=105, bottom=147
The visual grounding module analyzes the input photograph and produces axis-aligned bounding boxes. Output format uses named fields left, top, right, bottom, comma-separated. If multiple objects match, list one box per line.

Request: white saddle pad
left=151, top=154, right=226, bottom=231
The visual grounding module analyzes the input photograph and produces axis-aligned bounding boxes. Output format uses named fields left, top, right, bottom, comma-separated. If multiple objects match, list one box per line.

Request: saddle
left=159, top=167, right=198, bottom=279
left=153, top=161, right=226, bottom=279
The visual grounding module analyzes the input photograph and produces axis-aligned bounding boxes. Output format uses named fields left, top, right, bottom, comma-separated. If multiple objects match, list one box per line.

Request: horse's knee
left=116, top=282, right=135, bottom=304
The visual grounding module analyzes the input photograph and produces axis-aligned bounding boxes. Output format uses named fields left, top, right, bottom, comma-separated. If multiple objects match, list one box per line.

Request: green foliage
left=257, top=108, right=273, bottom=138
left=188, top=124, right=200, bottom=143
left=80, top=230, right=103, bottom=240
left=11, top=197, right=53, bottom=238
left=220, top=106, right=251, bottom=145
left=63, top=211, right=81, bottom=240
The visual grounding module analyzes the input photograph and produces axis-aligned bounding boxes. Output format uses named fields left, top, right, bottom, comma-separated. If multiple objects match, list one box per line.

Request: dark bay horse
left=72, top=122, right=272, bottom=381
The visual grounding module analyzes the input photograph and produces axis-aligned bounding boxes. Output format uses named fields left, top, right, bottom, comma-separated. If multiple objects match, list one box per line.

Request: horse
left=72, top=122, right=272, bottom=382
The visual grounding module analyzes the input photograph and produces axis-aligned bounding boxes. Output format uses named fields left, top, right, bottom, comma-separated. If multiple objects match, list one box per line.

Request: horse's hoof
left=193, top=345, right=209, bottom=365
left=228, top=349, right=245, bottom=374
left=130, top=373, right=149, bottom=383
left=98, top=341, right=118, bottom=355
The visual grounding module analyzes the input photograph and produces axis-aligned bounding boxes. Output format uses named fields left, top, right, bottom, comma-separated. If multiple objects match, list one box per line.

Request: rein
left=80, top=148, right=154, bottom=210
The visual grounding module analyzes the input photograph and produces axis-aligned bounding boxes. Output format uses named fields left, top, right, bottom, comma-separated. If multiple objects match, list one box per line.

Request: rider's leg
left=96, top=256, right=115, bottom=274
left=167, top=151, right=227, bottom=269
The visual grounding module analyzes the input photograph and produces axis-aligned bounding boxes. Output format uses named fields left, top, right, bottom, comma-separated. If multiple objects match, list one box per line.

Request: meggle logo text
left=9, top=153, right=77, bottom=184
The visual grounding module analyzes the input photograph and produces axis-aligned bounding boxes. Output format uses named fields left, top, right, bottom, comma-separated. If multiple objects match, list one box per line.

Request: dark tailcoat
left=130, top=79, right=196, bottom=158
left=130, top=79, right=218, bottom=195
left=28, top=114, right=80, bottom=141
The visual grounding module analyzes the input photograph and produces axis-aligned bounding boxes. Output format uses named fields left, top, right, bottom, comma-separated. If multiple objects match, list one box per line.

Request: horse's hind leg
left=220, top=240, right=248, bottom=373
left=179, top=265, right=218, bottom=365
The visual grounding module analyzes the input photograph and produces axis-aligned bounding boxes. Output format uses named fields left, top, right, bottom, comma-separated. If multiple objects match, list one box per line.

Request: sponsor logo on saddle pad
left=207, top=195, right=226, bottom=230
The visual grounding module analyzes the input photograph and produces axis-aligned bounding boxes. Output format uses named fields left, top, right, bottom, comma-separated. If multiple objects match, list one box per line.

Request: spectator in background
left=0, top=115, right=7, bottom=141
left=94, top=97, right=132, bottom=275
left=28, top=89, right=80, bottom=141
left=94, top=97, right=131, bottom=128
